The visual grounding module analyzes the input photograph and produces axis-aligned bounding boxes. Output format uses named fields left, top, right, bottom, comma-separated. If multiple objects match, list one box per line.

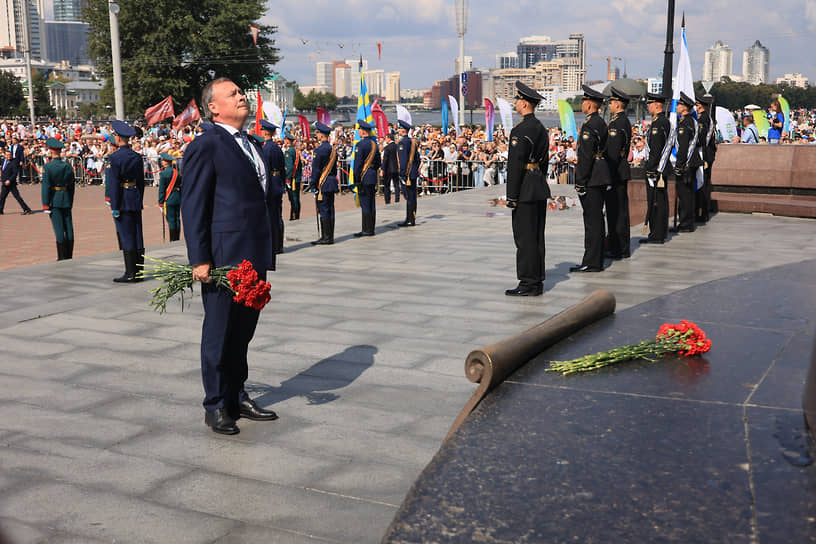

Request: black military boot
left=134, top=248, right=144, bottom=282
left=398, top=205, right=412, bottom=227
left=326, top=218, right=335, bottom=244
left=65, top=239, right=74, bottom=259
left=113, top=250, right=136, bottom=283
left=56, top=241, right=65, bottom=261
left=410, top=203, right=417, bottom=226
left=354, top=213, right=369, bottom=237
left=312, top=220, right=331, bottom=245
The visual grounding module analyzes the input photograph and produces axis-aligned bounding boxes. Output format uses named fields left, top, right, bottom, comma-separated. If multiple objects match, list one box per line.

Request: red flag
left=316, top=108, right=331, bottom=126
left=172, top=99, right=201, bottom=130
left=377, top=43, right=382, bottom=60
left=249, top=25, right=260, bottom=47
left=144, top=96, right=174, bottom=126
left=297, top=115, right=310, bottom=140
left=255, top=90, right=263, bottom=134
left=371, top=100, right=388, bottom=137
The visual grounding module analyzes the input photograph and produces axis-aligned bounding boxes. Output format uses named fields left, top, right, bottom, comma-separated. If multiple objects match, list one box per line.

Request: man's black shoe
left=239, top=398, right=278, bottom=421
left=505, top=285, right=543, bottom=297
left=205, top=408, right=240, bottom=435
left=569, top=265, right=603, bottom=273
left=639, top=238, right=664, bottom=245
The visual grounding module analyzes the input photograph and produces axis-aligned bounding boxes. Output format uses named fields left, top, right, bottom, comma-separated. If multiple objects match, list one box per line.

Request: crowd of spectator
left=2, top=103, right=815, bottom=190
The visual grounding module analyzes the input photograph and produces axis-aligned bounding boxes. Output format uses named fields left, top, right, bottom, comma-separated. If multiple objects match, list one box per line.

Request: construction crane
left=588, top=56, right=623, bottom=81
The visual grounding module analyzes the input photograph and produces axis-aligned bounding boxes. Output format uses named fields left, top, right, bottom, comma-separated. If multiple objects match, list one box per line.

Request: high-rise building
left=386, top=71, right=400, bottom=102
left=703, top=41, right=733, bottom=82
left=44, top=20, right=88, bottom=63
left=315, top=61, right=333, bottom=91
left=53, top=0, right=81, bottom=21
left=334, top=63, right=352, bottom=98
left=455, top=55, right=472, bottom=74
left=495, top=51, right=518, bottom=69
left=366, top=68, right=385, bottom=97
left=346, top=57, right=368, bottom=74
left=513, top=33, right=585, bottom=90
left=775, top=73, right=808, bottom=88
left=743, top=40, right=769, bottom=85
left=0, top=0, right=45, bottom=60
left=517, top=36, right=554, bottom=68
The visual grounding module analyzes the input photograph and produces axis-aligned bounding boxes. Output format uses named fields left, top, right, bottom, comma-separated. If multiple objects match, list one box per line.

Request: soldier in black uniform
left=571, top=85, right=610, bottom=273
left=641, top=92, right=672, bottom=244
left=604, top=86, right=633, bottom=259
left=504, top=81, right=550, bottom=297
left=380, top=132, right=400, bottom=204
left=695, top=94, right=716, bottom=224
left=673, top=92, right=702, bottom=233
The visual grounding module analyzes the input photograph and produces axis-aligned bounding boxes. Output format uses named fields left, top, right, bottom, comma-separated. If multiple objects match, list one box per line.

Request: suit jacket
left=1, top=160, right=18, bottom=186
left=381, top=141, right=398, bottom=174
left=353, top=137, right=381, bottom=186
left=261, top=140, right=287, bottom=198
left=9, top=144, right=24, bottom=167
left=181, top=124, right=274, bottom=271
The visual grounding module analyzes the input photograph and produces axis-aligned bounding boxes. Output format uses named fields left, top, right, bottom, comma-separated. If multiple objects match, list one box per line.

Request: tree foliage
left=83, top=0, right=279, bottom=118
left=0, top=71, right=24, bottom=117
left=293, top=89, right=339, bottom=111
left=707, top=79, right=816, bottom=111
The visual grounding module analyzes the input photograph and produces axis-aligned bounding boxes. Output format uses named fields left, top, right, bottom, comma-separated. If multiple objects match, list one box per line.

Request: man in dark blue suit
left=108, top=120, right=145, bottom=282
left=380, top=131, right=399, bottom=204
left=8, top=136, right=25, bottom=187
left=0, top=149, right=32, bottom=215
left=396, top=120, right=419, bottom=227
left=309, top=122, right=339, bottom=245
left=182, top=77, right=279, bottom=435
left=353, top=120, right=381, bottom=237
left=259, top=119, right=286, bottom=266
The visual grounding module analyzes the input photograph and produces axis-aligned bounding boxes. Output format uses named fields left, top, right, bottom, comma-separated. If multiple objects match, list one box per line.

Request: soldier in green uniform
left=41, top=138, right=76, bottom=260
left=283, top=130, right=302, bottom=220
left=157, top=152, right=182, bottom=241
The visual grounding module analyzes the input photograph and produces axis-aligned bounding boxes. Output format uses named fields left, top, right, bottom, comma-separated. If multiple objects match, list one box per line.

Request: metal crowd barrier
left=332, top=157, right=508, bottom=195
left=20, top=155, right=170, bottom=187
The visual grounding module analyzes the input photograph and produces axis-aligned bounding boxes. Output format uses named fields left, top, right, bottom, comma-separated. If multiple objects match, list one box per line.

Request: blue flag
left=441, top=98, right=449, bottom=136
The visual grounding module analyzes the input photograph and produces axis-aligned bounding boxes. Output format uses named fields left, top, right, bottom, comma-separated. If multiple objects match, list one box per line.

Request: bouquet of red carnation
left=547, top=319, right=712, bottom=375
left=139, top=257, right=271, bottom=314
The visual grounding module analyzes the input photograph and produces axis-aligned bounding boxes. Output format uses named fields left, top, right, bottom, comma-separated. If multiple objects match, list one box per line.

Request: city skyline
left=264, top=0, right=815, bottom=90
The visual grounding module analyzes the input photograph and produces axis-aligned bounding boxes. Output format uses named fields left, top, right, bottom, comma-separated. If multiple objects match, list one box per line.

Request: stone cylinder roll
left=446, top=289, right=616, bottom=440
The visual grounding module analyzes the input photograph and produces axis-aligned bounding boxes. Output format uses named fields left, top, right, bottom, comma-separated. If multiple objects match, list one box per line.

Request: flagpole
left=662, top=0, right=675, bottom=99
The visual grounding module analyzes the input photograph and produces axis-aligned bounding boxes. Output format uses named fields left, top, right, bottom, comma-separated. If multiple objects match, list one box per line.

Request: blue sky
left=262, top=0, right=816, bottom=89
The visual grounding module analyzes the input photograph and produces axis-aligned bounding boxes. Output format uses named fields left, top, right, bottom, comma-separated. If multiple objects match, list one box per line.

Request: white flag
left=262, top=102, right=283, bottom=130
left=395, top=104, right=412, bottom=129
left=447, top=95, right=460, bottom=136
left=715, top=106, right=737, bottom=142
left=496, top=97, right=514, bottom=136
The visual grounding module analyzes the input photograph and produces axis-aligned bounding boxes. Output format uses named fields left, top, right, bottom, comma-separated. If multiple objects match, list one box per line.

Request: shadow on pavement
left=247, top=344, right=377, bottom=406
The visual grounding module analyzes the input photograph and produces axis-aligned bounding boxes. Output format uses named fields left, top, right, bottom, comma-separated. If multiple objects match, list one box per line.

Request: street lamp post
left=455, top=0, right=468, bottom=128
left=20, top=0, right=35, bottom=127
left=109, top=0, right=125, bottom=119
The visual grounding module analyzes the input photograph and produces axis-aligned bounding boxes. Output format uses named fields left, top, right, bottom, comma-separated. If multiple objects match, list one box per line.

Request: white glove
left=647, top=177, right=656, bottom=188
left=44, top=210, right=51, bottom=215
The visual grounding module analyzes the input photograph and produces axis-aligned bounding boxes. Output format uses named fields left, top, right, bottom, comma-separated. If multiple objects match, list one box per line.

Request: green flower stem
left=139, top=257, right=236, bottom=314
left=547, top=336, right=694, bottom=376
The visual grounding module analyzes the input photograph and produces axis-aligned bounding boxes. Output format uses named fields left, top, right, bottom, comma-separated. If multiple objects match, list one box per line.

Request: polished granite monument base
left=383, top=259, right=816, bottom=543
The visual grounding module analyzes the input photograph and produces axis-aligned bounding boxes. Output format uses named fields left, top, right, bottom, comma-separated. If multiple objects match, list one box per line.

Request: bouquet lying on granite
left=139, top=257, right=271, bottom=314
left=547, top=320, right=712, bottom=376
